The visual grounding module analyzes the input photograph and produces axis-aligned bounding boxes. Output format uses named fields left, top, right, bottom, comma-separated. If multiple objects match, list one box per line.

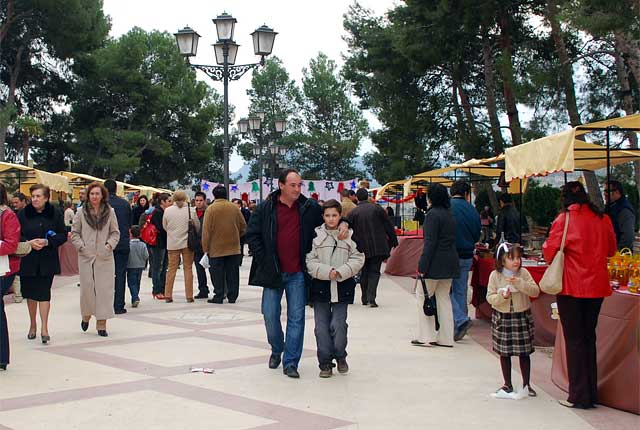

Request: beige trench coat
left=70, top=207, right=120, bottom=320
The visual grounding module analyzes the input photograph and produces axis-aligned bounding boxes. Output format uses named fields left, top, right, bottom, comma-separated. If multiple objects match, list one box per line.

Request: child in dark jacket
left=306, top=199, right=365, bottom=378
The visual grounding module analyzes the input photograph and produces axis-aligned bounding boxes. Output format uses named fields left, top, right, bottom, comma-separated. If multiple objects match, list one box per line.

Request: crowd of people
left=0, top=172, right=632, bottom=409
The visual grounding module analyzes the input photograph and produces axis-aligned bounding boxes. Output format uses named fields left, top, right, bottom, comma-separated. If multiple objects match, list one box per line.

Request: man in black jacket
left=246, top=169, right=349, bottom=379
left=104, top=180, right=131, bottom=314
left=346, top=188, right=398, bottom=307
left=496, top=193, right=522, bottom=244
left=193, top=192, right=210, bottom=299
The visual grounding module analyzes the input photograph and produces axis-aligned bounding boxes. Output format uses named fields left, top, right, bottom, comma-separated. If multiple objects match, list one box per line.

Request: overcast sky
left=103, top=0, right=399, bottom=171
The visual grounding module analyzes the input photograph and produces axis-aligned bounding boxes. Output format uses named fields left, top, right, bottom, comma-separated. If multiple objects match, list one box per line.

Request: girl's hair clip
left=496, top=242, right=512, bottom=259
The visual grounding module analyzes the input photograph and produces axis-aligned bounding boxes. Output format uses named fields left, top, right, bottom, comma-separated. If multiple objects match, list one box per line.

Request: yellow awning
left=505, top=114, right=640, bottom=181
left=0, top=162, right=71, bottom=193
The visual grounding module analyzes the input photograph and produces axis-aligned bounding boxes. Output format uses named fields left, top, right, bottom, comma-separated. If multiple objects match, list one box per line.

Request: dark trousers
left=149, top=247, right=168, bottom=295
left=556, top=295, right=604, bottom=406
left=360, top=256, right=384, bottom=303
left=1, top=275, right=16, bottom=365
left=209, top=254, right=241, bottom=301
left=194, top=249, right=209, bottom=296
left=126, top=268, right=143, bottom=303
left=313, top=302, right=348, bottom=369
left=113, top=249, right=130, bottom=312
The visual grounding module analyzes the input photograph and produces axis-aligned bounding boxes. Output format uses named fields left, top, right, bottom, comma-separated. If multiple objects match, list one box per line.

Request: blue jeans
left=313, top=302, right=348, bottom=369
left=1, top=275, right=16, bottom=365
left=451, top=257, right=473, bottom=332
left=127, top=268, right=143, bottom=303
left=113, top=249, right=130, bottom=311
left=149, top=247, right=168, bottom=295
left=261, top=272, right=306, bottom=369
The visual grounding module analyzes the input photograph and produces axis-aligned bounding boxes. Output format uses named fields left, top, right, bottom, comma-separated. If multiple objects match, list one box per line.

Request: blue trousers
left=113, top=249, right=130, bottom=311
left=126, top=268, right=143, bottom=303
left=149, top=247, right=168, bottom=295
left=313, top=302, right=348, bottom=370
left=1, top=275, right=16, bottom=365
left=451, top=258, right=473, bottom=332
left=261, top=272, right=306, bottom=369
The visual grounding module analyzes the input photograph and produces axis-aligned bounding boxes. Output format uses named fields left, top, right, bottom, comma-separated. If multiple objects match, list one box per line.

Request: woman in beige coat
left=71, top=182, right=120, bottom=337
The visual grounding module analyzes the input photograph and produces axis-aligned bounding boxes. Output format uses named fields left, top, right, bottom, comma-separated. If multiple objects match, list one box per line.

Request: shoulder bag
left=187, top=203, right=199, bottom=251
left=417, top=274, right=440, bottom=330
left=140, top=209, right=159, bottom=246
left=539, top=213, right=569, bottom=295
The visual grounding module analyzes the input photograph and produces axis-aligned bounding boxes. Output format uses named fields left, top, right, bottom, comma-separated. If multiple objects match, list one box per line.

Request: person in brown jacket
left=340, top=189, right=356, bottom=217
left=71, top=182, right=120, bottom=337
left=202, top=185, right=247, bottom=303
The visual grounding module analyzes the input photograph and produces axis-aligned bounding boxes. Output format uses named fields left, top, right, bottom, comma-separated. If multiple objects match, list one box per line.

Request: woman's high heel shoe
left=41, top=335, right=50, bottom=344
left=81, top=321, right=89, bottom=332
left=27, top=329, right=36, bottom=340
left=97, top=330, right=108, bottom=337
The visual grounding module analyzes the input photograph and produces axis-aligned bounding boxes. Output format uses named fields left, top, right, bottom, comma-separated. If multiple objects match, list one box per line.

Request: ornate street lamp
left=175, top=13, right=277, bottom=193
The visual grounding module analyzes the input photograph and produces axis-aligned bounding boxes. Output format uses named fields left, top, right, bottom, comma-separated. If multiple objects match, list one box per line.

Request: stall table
left=470, top=256, right=556, bottom=347
left=384, top=235, right=423, bottom=277
left=551, top=289, right=640, bottom=415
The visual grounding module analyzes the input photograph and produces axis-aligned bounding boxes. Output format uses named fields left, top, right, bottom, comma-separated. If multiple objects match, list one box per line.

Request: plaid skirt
left=491, top=309, right=535, bottom=357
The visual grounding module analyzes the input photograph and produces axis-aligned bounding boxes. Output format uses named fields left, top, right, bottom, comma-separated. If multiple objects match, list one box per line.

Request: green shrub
left=523, top=185, right=561, bottom=227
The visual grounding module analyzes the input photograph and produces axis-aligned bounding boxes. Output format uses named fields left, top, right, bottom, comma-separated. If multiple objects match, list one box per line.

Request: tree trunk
left=482, top=31, right=505, bottom=155
left=0, top=44, right=24, bottom=161
left=614, top=35, right=640, bottom=195
left=614, top=31, right=640, bottom=86
left=22, top=132, right=29, bottom=165
left=456, top=79, right=482, bottom=158
left=451, top=82, right=468, bottom=149
left=496, top=10, right=523, bottom=147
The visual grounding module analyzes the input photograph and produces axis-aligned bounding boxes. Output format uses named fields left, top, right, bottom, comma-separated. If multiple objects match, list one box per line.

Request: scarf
left=83, top=202, right=112, bottom=230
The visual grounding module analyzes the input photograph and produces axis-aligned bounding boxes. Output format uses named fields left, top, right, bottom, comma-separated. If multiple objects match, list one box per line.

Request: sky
left=102, top=0, right=399, bottom=172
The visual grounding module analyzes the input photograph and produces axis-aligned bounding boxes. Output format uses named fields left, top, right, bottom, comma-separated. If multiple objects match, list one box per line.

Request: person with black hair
left=246, top=169, right=350, bottom=379
left=131, top=195, right=149, bottom=227
left=346, top=187, right=398, bottom=307
left=496, top=193, right=521, bottom=244
left=193, top=191, right=210, bottom=299
left=414, top=183, right=458, bottom=347
left=604, top=180, right=636, bottom=251
left=543, top=181, right=616, bottom=409
left=449, top=181, right=481, bottom=341
left=11, top=192, right=27, bottom=213
left=149, top=193, right=171, bottom=299
left=201, top=186, right=246, bottom=304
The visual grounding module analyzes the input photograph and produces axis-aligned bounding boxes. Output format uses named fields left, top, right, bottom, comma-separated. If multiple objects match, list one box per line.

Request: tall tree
left=0, top=0, right=110, bottom=160
left=49, top=28, right=224, bottom=186
left=292, top=52, right=368, bottom=180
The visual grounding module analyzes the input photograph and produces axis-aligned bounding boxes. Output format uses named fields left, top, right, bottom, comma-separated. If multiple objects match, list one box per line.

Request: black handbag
left=419, top=275, right=440, bottom=331
left=187, top=203, right=199, bottom=251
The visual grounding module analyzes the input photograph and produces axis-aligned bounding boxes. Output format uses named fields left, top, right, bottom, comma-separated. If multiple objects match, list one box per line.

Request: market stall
left=0, top=162, right=71, bottom=199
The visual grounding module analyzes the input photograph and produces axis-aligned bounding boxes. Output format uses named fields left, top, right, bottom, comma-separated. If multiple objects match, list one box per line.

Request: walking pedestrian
left=1, top=182, right=21, bottom=370
left=202, top=186, right=246, bottom=304
left=104, top=179, right=131, bottom=315
left=162, top=190, right=198, bottom=303
left=126, top=225, right=148, bottom=308
left=192, top=191, right=210, bottom=299
left=413, top=183, right=458, bottom=347
left=18, top=184, right=67, bottom=344
left=71, top=182, right=120, bottom=337
left=246, top=169, right=349, bottom=378
left=131, top=195, right=149, bottom=228
left=346, top=188, right=398, bottom=307
left=148, top=193, right=171, bottom=299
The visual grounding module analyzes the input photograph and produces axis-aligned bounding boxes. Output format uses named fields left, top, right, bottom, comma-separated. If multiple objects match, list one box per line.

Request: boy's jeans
left=313, top=302, right=348, bottom=370
left=451, top=258, right=473, bottom=333
left=127, top=268, right=143, bottom=303
left=261, top=272, right=306, bottom=370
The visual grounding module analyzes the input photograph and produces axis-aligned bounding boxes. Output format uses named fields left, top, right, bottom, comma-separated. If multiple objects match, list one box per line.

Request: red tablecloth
left=470, top=257, right=557, bottom=346
left=551, top=290, right=640, bottom=415
left=58, top=239, right=79, bottom=276
left=384, top=236, right=423, bottom=277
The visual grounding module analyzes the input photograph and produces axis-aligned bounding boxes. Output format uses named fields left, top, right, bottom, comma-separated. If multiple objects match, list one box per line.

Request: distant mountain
left=231, top=156, right=380, bottom=187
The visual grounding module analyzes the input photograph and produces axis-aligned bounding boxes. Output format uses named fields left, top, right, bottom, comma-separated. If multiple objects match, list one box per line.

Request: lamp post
left=174, top=14, right=277, bottom=192
left=238, top=115, right=287, bottom=199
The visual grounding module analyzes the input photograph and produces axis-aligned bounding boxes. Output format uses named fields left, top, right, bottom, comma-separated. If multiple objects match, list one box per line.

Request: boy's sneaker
left=319, top=367, right=333, bottom=378
left=336, top=358, right=349, bottom=374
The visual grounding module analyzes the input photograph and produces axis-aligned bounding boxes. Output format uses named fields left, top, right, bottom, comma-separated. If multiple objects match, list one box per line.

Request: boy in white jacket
left=306, top=199, right=365, bottom=378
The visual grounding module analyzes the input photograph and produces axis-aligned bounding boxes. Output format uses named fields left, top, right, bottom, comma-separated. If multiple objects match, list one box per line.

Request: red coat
left=542, top=204, right=616, bottom=298
left=0, top=208, right=21, bottom=276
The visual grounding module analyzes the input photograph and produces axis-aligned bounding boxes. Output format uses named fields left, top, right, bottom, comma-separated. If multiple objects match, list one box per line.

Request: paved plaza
left=1, top=260, right=638, bottom=430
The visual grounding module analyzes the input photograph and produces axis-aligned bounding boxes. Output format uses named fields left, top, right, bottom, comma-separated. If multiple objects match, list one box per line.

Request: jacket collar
left=24, top=201, right=55, bottom=219
left=269, top=190, right=310, bottom=210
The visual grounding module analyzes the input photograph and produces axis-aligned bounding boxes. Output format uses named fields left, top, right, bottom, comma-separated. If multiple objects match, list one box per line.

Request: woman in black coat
left=18, top=184, right=67, bottom=344
left=414, top=183, right=459, bottom=348
left=131, top=195, right=149, bottom=227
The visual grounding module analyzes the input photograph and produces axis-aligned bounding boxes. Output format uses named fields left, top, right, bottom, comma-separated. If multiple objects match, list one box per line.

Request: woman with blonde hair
left=71, top=182, right=120, bottom=337
left=163, top=190, right=198, bottom=302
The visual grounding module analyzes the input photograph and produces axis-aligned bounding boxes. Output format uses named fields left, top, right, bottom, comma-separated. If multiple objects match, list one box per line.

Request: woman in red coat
left=542, top=181, right=616, bottom=409
left=1, top=182, right=21, bottom=371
